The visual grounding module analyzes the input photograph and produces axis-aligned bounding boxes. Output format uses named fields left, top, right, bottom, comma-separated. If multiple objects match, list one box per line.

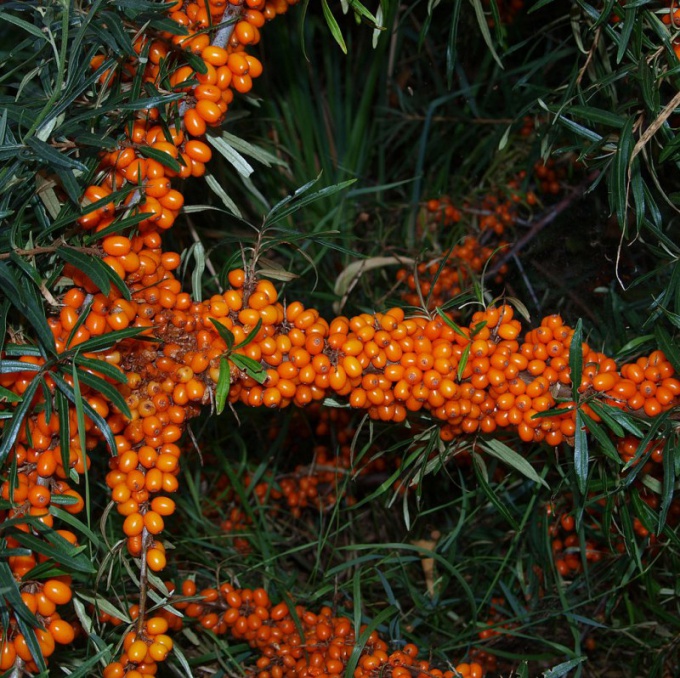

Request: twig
left=213, top=4, right=245, bottom=49
left=8, top=657, right=24, bottom=678
left=0, top=243, right=100, bottom=261
left=136, top=527, right=150, bottom=636
left=529, top=258, right=599, bottom=324
left=487, top=170, right=600, bottom=277
left=512, top=253, right=541, bottom=314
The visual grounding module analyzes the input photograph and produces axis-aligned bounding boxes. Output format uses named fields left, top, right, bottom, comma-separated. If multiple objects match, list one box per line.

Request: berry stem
left=487, top=170, right=600, bottom=277
left=136, top=526, right=150, bottom=636
left=214, top=3, right=245, bottom=49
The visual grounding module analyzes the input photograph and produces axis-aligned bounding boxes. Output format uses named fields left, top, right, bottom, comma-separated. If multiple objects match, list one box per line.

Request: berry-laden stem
left=1, top=2, right=678, bottom=677
left=136, top=527, right=151, bottom=636
left=214, top=3, right=246, bottom=49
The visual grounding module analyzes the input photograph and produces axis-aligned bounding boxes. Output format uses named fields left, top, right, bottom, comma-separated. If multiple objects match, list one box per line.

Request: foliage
left=0, top=1, right=679, bottom=678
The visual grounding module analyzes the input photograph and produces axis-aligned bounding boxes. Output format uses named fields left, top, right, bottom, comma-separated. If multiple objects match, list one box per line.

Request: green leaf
left=209, top=318, right=235, bottom=351
left=117, top=91, right=184, bottom=111
left=207, top=134, right=255, bottom=177
left=472, top=453, right=519, bottom=530
left=219, top=131, right=288, bottom=168
left=654, top=325, right=680, bottom=374
left=470, top=0, right=503, bottom=69
left=586, top=400, right=625, bottom=438
left=568, top=105, right=625, bottom=129
left=72, top=367, right=131, bottom=420
left=57, top=246, right=111, bottom=296
left=231, top=354, right=267, bottom=384
left=589, top=401, right=643, bottom=437
left=436, top=308, right=473, bottom=339
left=573, top=409, right=589, bottom=494
left=74, top=356, right=127, bottom=384
left=265, top=174, right=356, bottom=227
left=0, top=560, right=41, bottom=629
left=344, top=606, right=397, bottom=678
left=56, top=388, right=71, bottom=479
left=0, top=360, right=41, bottom=375
left=0, top=262, right=56, bottom=355
left=14, top=607, right=47, bottom=672
left=616, top=6, right=636, bottom=63
left=0, top=11, right=48, bottom=40
left=612, top=116, right=635, bottom=232
left=66, top=326, right=153, bottom=355
left=11, top=529, right=95, bottom=573
left=543, top=657, right=586, bottom=678
left=0, top=386, right=21, bottom=403
left=320, top=0, right=348, bottom=54
left=25, top=136, right=87, bottom=171
left=0, top=376, right=41, bottom=465
left=658, top=437, right=676, bottom=532
left=205, top=173, right=242, bottom=217
left=138, top=145, right=182, bottom=173
left=49, top=507, right=103, bottom=550
left=554, top=113, right=603, bottom=142
left=215, top=357, right=231, bottom=415
left=456, top=343, right=470, bottom=382
left=479, top=439, right=549, bottom=489
left=580, top=411, right=621, bottom=464
left=51, top=373, right=116, bottom=455
left=60, top=645, right=113, bottom=678
left=569, top=318, right=583, bottom=401
left=234, top=317, right=262, bottom=350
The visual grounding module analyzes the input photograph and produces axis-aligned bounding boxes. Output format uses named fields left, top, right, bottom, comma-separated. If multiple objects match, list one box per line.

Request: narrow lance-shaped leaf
left=612, top=116, right=635, bottom=234
left=320, top=0, right=347, bottom=54
left=234, top=317, right=262, bottom=350
left=456, top=344, right=470, bottom=383
left=573, top=409, right=589, bottom=495
left=480, top=439, right=549, bottom=489
left=12, top=529, right=95, bottom=574
left=210, top=318, right=235, bottom=351
left=658, top=437, right=676, bottom=533
left=74, top=367, right=131, bottom=420
left=654, top=325, right=680, bottom=374
left=472, top=453, right=520, bottom=530
left=569, top=318, right=583, bottom=401
left=0, top=376, right=41, bottom=465
left=56, top=247, right=111, bottom=297
left=231, top=353, right=267, bottom=384
left=215, top=358, right=231, bottom=415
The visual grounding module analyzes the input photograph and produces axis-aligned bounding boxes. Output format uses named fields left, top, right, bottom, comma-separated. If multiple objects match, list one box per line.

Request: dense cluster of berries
left=0, top=0, right=298, bottom=674
left=197, top=280, right=677, bottom=444
left=102, top=615, right=174, bottom=678
left=103, top=579, right=484, bottom=678
left=81, top=0, right=297, bottom=238
left=2, top=1, right=679, bottom=675
left=0, top=578, right=76, bottom=673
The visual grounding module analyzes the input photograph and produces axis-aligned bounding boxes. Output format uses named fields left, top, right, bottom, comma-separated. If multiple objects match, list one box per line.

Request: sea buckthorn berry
left=185, top=139, right=213, bottom=163
left=195, top=99, right=223, bottom=124
left=43, top=580, right=72, bottom=605
left=147, top=548, right=167, bottom=571
left=202, top=45, right=229, bottom=66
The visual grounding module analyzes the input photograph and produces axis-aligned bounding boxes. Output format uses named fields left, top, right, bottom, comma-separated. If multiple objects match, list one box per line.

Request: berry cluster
left=0, top=0, right=297, bottom=674
left=2, top=0, right=679, bottom=675
left=104, top=579, right=485, bottom=678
